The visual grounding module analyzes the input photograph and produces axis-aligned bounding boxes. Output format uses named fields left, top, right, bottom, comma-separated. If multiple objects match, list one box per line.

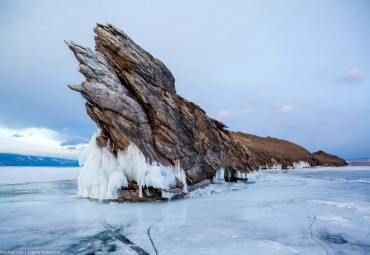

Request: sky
left=0, top=0, right=369, bottom=159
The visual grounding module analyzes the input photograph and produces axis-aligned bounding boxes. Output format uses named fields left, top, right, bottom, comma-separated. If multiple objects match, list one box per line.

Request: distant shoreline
left=0, top=153, right=79, bottom=167
left=347, top=159, right=370, bottom=166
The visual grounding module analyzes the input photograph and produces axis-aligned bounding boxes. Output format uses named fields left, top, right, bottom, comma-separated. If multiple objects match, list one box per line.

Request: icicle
left=175, top=160, right=188, bottom=193
left=246, top=170, right=262, bottom=181
left=78, top=130, right=187, bottom=200
left=213, top=168, right=225, bottom=183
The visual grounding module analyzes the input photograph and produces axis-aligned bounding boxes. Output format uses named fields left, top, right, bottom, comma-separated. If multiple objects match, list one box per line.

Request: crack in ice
left=309, top=216, right=329, bottom=255
left=147, top=223, right=159, bottom=255
left=101, top=221, right=151, bottom=255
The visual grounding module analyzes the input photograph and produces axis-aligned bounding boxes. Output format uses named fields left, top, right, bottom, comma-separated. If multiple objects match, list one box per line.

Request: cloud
left=12, top=133, right=34, bottom=138
left=216, top=110, right=232, bottom=121
left=60, top=137, right=89, bottom=146
left=280, top=105, right=293, bottom=112
left=216, top=109, right=254, bottom=121
left=337, top=69, right=365, bottom=83
left=0, top=126, right=88, bottom=158
left=12, top=133, right=24, bottom=138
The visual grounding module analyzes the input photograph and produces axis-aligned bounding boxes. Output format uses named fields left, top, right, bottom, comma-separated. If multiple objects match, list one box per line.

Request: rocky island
left=66, top=24, right=347, bottom=202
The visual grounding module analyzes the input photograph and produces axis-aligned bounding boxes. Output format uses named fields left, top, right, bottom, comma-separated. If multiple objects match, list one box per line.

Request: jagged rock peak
left=66, top=23, right=253, bottom=189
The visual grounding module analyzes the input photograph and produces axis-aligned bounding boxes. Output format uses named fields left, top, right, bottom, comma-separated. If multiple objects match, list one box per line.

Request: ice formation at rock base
left=78, top=130, right=188, bottom=200
left=78, top=131, right=317, bottom=201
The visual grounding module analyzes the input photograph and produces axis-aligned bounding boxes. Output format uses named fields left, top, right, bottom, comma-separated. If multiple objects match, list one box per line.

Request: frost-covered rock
left=67, top=24, right=253, bottom=201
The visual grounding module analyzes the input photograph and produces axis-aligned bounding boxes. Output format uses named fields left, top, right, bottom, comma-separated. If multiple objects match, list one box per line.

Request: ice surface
left=1, top=166, right=370, bottom=254
left=0, top=166, right=80, bottom=184
left=78, top=131, right=187, bottom=199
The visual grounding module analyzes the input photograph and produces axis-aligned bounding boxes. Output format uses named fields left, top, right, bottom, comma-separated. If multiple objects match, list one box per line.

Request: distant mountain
left=0, top=153, right=79, bottom=167
left=346, top=158, right=370, bottom=166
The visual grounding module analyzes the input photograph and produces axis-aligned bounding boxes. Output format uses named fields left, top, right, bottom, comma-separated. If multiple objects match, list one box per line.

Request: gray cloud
left=60, top=137, right=89, bottom=147
left=12, top=133, right=24, bottom=138
left=337, top=69, right=365, bottom=84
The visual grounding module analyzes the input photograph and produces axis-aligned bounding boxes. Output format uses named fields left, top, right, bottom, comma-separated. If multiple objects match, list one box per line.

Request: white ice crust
left=78, top=130, right=187, bottom=200
left=266, top=161, right=311, bottom=170
left=213, top=168, right=263, bottom=183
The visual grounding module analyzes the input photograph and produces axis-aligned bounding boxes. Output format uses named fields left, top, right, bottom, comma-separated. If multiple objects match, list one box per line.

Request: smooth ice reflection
left=0, top=166, right=370, bottom=254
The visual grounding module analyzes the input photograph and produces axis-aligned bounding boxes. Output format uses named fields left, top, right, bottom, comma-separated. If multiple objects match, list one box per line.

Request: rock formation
left=67, top=24, right=254, bottom=201
left=67, top=24, right=347, bottom=201
left=233, top=132, right=348, bottom=168
left=232, top=132, right=320, bottom=168
left=312, top=150, right=348, bottom=167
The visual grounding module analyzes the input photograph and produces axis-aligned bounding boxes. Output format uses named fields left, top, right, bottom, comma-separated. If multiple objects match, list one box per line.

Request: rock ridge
left=312, top=150, right=348, bottom=167
left=66, top=23, right=253, bottom=194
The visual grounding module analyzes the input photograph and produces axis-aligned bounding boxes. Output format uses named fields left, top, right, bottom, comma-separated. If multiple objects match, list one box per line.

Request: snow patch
left=78, top=130, right=187, bottom=200
left=315, top=215, right=350, bottom=225
left=308, top=200, right=370, bottom=213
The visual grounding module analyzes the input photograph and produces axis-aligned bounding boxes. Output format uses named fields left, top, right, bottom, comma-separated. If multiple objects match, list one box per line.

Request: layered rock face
left=233, top=132, right=321, bottom=168
left=67, top=24, right=253, bottom=200
left=233, top=132, right=348, bottom=168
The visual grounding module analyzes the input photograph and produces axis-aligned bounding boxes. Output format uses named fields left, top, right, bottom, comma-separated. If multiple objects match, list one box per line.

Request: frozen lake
left=0, top=166, right=370, bottom=254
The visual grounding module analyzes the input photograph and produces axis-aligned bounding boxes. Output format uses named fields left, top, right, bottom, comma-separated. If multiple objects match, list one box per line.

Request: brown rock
left=232, top=132, right=321, bottom=169
left=312, top=150, right=348, bottom=167
left=233, top=132, right=348, bottom=168
left=66, top=23, right=253, bottom=191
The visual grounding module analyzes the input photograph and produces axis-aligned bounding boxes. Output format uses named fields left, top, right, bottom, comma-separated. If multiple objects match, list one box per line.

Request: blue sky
left=0, top=0, right=369, bottom=159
